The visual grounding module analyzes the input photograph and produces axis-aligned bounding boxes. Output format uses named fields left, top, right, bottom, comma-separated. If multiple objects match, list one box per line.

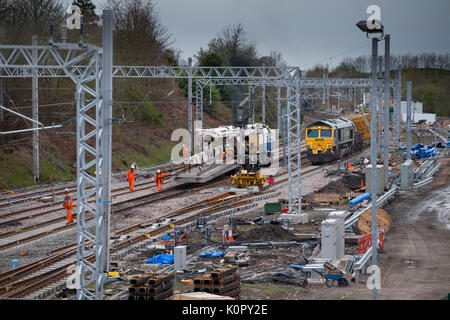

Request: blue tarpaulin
left=161, top=235, right=171, bottom=241
left=199, top=251, right=227, bottom=258
left=146, top=254, right=174, bottom=265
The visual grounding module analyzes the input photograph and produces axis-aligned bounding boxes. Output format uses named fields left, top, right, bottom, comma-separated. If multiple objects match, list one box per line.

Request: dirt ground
left=303, top=157, right=449, bottom=300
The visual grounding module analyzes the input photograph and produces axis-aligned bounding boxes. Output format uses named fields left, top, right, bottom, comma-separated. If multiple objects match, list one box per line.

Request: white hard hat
left=131, top=165, right=135, bottom=169
left=156, top=169, right=161, bottom=173
left=64, top=188, right=69, bottom=193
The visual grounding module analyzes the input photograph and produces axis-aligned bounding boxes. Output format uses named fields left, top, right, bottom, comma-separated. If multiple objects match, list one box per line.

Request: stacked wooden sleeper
left=128, top=273, right=175, bottom=300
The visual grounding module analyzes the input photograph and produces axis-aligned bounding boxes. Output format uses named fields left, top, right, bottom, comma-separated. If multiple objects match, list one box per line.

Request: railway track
left=0, top=164, right=199, bottom=226
left=0, top=163, right=189, bottom=210
left=0, top=186, right=275, bottom=299
left=0, top=177, right=230, bottom=254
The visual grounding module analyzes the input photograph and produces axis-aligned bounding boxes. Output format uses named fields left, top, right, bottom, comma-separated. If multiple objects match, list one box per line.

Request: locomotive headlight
left=327, top=145, right=332, bottom=149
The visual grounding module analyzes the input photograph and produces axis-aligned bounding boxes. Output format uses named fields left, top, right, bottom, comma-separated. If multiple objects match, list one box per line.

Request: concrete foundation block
left=321, top=219, right=337, bottom=262
left=400, top=160, right=414, bottom=190
left=279, top=213, right=309, bottom=224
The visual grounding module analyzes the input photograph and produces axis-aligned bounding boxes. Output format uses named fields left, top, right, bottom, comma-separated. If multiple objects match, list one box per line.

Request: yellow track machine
left=231, top=170, right=267, bottom=190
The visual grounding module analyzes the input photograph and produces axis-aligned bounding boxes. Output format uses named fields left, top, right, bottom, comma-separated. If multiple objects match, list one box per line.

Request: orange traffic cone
left=227, top=226, right=234, bottom=242
left=222, top=225, right=228, bottom=242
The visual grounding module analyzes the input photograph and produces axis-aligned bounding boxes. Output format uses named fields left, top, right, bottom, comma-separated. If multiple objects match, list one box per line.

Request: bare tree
left=112, top=0, right=171, bottom=64
left=203, top=23, right=258, bottom=66
left=5, top=0, right=64, bottom=42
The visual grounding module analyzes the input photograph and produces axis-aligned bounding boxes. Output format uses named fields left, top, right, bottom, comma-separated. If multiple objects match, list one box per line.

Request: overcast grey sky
left=92, top=0, right=450, bottom=68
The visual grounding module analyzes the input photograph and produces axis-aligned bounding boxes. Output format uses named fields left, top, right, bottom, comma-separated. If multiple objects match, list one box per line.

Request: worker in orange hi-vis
left=182, top=144, right=189, bottom=161
left=154, top=169, right=169, bottom=192
left=182, top=144, right=189, bottom=168
left=63, top=189, right=74, bottom=223
left=126, top=165, right=137, bottom=191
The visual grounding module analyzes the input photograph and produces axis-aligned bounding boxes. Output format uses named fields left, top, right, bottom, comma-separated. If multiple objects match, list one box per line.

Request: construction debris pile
left=237, top=224, right=297, bottom=242
left=303, top=172, right=366, bottom=207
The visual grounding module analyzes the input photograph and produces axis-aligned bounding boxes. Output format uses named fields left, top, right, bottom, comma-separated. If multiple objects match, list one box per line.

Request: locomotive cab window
left=320, top=129, right=332, bottom=138
left=307, top=129, right=319, bottom=138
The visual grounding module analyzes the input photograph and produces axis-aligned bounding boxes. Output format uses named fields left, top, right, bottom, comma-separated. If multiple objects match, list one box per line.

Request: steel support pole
left=200, top=85, right=204, bottom=124
left=395, top=68, right=402, bottom=142
left=383, top=35, right=390, bottom=187
left=370, top=37, right=379, bottom=300
left=327, top=74, right=330, bottom=112
left=322, top=72, right=326, bottom=106
left=249, top=86, right=255, bottom=124
left=286, top=84, right=293, bottom=209
left=337, top=91, right=341, bottom=114
left=101, top=9, right=113, bottom=278
left=32, top=35, right=39, bottom=182
left=277, top=85, right=281, bottom=141
left=262, top=84, right=266, bottom=124
left=282, top=104, right=287, bottom=167
left=188, top=57, right=193, bottom=149
left=377, top=55, right=383, bottom=158
left=406, top=81, right=412, bottom=161
left=296, top=71, right=302, bottom=214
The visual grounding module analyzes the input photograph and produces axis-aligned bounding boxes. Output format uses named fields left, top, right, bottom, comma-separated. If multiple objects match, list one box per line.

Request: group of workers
left=127, top=165, right=169, bottom=192
left=62, top=165, right=169, bottom=223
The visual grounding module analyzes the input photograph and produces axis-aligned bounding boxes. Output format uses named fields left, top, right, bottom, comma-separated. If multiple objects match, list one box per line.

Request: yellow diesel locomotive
left=305, top=117, right=366, bottom=164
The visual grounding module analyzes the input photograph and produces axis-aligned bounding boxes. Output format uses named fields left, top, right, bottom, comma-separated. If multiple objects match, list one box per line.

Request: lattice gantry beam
left=0, top=53, right=399, bottom=90
left=0, top=61, right=298, bottom=80
left=196, top=77, right=398, bottom=88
